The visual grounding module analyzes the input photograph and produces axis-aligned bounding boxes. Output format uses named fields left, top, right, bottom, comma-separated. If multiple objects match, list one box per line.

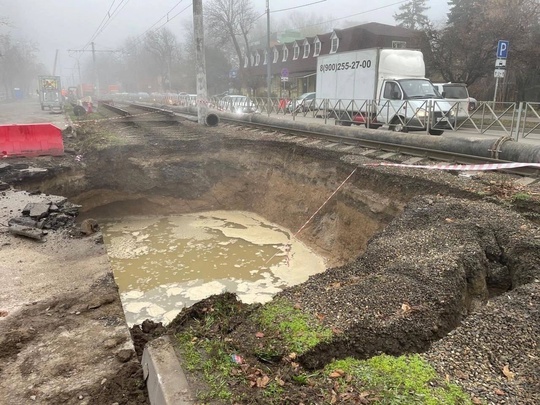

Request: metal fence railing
left=109, top=93, right=540, bottom=141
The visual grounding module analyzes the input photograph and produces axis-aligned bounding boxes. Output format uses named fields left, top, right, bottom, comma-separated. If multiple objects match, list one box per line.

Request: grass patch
left=512, top=192, right=531, bottom=202
left=324, top=354, right=473, bottom=404
left=176, top=332, right=235, bottom=401
left=255, top=298, right=333, bottom=355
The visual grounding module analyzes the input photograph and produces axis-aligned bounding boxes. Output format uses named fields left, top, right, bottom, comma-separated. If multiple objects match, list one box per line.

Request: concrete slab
left=403, top=157, right=425, bottom=165
left=142, top=336, right=194, bottom=405
left=379, top=152, right=397, bottom=160
left=360, top=149, right=378, bottom=156
left=514, top=177, right=538, bottom=187
left=338, top=146, right=356, bottom=151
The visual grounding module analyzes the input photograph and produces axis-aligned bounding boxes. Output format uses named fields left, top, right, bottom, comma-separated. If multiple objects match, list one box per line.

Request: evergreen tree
left=393, top=0, right=430, bottom=30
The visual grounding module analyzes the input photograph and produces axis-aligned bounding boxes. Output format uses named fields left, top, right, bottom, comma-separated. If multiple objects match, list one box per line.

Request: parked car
left=432, top=83, right=477, bottom=121
left=287, top=92, right=316, bottom=113
left=219, top=95, right=258, bottom=113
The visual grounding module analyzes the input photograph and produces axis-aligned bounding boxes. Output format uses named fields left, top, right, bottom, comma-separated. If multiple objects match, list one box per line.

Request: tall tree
left=0, top=34, right=40, bottom=98
left=205, top=0, right=258, bottom=69
left=144, top=28, right=180, bottom=92
left=393, top=0, right=430, bottom=30
left=424, top=0, right=540, bottom=92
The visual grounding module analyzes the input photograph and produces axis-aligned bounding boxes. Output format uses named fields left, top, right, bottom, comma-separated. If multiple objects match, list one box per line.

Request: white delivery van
left=432, top=83, right=477, bottom=122
left=316, top=48, right=455, bottom=135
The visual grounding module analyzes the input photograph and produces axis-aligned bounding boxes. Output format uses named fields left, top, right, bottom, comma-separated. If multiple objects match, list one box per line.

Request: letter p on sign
left=497, top=40, right=509, bottom=59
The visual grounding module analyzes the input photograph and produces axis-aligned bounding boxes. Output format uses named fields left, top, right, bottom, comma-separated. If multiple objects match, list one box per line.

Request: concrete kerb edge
left=142, top=335, right=194, bottom=405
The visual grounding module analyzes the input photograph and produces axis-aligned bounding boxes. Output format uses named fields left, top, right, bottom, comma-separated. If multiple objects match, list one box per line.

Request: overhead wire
left=121, top=1, right=192, bottom=55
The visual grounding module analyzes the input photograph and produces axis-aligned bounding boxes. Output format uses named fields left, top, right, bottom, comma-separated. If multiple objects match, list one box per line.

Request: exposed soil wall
left=33, top=133, right=483, bottom=267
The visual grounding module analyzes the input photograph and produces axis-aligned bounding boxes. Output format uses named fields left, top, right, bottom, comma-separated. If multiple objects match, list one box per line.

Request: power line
left=122, top=2, right=191, bottom=54
left=81, top=0, right=132, bottom=51
left=272, top=0, right=327, bottom=14
left=299, top=0, right=409, bottom=29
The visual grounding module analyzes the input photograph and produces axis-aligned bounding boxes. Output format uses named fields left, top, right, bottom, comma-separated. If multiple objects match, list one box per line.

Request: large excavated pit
left=8, top=123, right=540, bottom=403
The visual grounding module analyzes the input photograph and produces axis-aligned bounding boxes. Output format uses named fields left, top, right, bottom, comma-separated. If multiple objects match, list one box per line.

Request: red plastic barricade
left=0, top=123, right=64, bottom=157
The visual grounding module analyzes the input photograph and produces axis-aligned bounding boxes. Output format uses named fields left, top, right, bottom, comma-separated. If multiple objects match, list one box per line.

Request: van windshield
left=442, top=85, right=468, bottom=99
left=398, top=79, right=442, bottom=99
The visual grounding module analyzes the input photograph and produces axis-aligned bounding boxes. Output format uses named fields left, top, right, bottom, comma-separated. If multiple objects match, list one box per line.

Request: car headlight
left=447, top=109, right=456, bottom=117
left=415, top=108, right=428, bottom=118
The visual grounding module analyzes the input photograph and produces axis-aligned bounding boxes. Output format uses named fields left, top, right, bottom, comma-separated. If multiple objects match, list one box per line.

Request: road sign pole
left=493, top=76, right=499, bottom=105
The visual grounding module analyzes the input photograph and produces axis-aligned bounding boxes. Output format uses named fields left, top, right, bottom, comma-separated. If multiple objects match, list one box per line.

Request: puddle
left=101, top=211, right=326, bottom=326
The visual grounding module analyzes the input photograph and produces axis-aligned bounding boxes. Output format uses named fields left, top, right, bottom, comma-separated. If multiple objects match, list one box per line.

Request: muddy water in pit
left=101, top=211, right=327, bottom=326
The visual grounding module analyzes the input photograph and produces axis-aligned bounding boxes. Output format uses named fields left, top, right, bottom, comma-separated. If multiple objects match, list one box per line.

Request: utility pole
left=193, top=0, right=208, bottom=125
left=91, top=42, right=100, bottom=98
left=68, top=46, right=120, bottom=100
left=52, top=49, right=59, bottom=76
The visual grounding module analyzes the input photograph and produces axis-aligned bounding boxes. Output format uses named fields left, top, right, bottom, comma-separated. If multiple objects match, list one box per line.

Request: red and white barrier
left=366, top=162, right=540, bottom=171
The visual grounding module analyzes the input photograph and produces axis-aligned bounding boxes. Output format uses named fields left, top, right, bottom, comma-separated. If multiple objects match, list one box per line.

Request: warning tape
left=366, top=162, right=540, bottom=171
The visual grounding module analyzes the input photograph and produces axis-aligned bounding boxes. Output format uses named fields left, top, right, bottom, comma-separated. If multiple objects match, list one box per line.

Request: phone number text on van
left=319, top=60, right=373, bottom=72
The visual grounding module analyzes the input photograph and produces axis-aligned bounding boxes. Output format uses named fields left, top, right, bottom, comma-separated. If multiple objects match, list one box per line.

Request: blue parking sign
left=497, top=40, right=509, bottom=58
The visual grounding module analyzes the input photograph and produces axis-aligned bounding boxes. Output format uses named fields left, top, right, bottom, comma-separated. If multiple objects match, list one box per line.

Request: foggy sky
left=0, top=0, right=449, bottom=85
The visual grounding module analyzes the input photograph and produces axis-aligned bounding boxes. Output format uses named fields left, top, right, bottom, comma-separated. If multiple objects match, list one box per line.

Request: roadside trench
left=11, top=118, right=540, bottom=403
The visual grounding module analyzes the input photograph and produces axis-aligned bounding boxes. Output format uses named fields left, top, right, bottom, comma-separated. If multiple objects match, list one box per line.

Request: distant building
left=243, top=22, right=421, bottom=98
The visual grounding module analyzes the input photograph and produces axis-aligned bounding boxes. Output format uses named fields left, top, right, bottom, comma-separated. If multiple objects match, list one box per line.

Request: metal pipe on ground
left=174, top=111, right=219, bottom=127
left=219, top=112, right=540, bottom=164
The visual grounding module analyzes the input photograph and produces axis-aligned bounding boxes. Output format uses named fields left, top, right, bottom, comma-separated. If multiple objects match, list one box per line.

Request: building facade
left=243, top=22, right=420, bottom=98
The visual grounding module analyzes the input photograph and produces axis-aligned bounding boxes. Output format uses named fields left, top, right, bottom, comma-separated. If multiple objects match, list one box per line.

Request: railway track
left=100, top=102, right=540, bottom=181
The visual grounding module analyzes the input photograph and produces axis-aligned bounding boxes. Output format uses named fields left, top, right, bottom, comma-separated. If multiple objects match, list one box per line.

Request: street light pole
left=266, top=0, right=271, bottom=116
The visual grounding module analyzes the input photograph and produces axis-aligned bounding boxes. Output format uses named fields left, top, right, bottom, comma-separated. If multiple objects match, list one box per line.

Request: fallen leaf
left=288, top=352, right=297, bottom=360
left=472, top=397, right=482, bottom=404
left=255, top=332, right=264, bottom=338
left=445, top=218, right=455, bottom=223
left=329, top=369, right=345, bottom=378
left=330, top=394, right=337, bottom=404
left=316, top=313, right=325, bottom=321
left=294, top=303, right=302, bottom=309
left=401, top=303, right=411, bottom=312
left=502, top=365, right=515, bottom=381
left=275, top=376, right=285, bottom=386
left=494, top=388, right=505, bottom=396
left=256, top=375, right=270, bottom=388
left=330, top=282, right=341, bottom=289
left=0, top=310, right=8, bottom=317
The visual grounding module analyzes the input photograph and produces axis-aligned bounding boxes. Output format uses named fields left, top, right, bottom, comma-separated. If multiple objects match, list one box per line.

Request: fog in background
left=0, top=0, right=448, bottom=86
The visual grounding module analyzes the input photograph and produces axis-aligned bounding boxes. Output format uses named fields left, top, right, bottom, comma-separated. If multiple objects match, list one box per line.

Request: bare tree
left=205, top=0, right=258, bottom=69
left=0, top=34, right=40, bottom=99
left=144, top=28, right=180, bottom=91
left=274, top=11, right=334, bottom=37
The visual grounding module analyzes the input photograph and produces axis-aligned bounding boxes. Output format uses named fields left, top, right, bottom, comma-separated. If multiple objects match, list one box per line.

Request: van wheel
left=389, top=117, right=408, bottom=133
left=429, top=129, right=444, bottom=136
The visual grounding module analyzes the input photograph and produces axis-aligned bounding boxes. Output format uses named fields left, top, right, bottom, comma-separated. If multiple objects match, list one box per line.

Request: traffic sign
left=494, top=69, right=506, bottom=78
left=497, top=40, right=509, bottom=58
left=280, top=68, right=289, bottom=78
left=495, top=59, right=507, bottom=68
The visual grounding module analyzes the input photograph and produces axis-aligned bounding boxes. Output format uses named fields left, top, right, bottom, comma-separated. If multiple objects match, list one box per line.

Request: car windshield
left=299, top=93, right=314, bottom=100
left=442, top=85, right=468, bottom=99
left=399, top=79, right=442, bottom=99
